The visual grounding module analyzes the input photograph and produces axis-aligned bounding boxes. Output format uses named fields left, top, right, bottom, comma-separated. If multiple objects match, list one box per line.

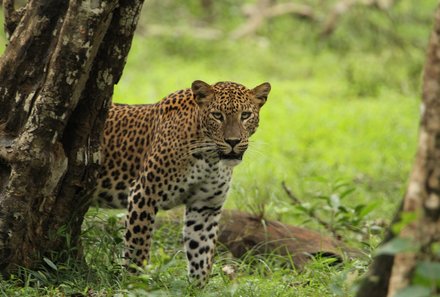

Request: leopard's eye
left=211, top=112, right=224, bottom=121
left=241, top=112, right=252, bottom=121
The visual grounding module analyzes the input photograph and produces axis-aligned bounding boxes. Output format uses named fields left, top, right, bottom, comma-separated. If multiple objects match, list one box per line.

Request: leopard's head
left=192, top=80, right=271, bottom=166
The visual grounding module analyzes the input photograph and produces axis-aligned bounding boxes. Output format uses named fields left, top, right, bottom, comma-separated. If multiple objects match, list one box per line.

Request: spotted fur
left=94, top=80, right=271, bottom=286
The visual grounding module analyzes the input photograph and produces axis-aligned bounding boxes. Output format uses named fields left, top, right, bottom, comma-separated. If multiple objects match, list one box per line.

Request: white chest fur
left=159, top=159, right=233, bottom=210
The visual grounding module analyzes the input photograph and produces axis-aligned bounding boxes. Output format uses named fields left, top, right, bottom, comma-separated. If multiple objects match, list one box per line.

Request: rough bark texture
left=0, top=0, right=144, bottom=276
left=356, top=4, right=440, bottom=297
left=158, top=209, right=361, bottom=268
left=356, top=201, right=403, bottom=297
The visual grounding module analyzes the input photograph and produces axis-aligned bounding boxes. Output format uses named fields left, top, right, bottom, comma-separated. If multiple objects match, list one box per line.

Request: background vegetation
left=1, top=0, right=438, bottom=296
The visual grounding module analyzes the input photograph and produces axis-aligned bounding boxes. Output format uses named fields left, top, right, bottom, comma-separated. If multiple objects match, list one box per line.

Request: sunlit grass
left=114, top=35, right=420, bottom=223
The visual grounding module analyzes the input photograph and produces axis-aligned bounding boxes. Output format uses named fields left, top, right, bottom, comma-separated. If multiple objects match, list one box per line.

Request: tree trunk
left=356, top=4, right=440, bottom=297
left=0, top=0, right=144, bottom=276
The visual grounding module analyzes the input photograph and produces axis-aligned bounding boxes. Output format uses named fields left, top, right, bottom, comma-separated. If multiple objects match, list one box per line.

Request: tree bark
left=356, top=4, right=440, bottom=297
left=0, top=0, right=144, bottom=276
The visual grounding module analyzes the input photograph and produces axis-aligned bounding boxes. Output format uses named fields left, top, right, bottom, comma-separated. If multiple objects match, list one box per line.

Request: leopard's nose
left=225, top=138, right=240, bottom=148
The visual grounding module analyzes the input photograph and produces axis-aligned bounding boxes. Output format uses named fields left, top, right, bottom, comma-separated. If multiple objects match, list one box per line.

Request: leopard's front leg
left=124, top=171, right=159, bottom=269
left=183, top=202, right=224, bottom=286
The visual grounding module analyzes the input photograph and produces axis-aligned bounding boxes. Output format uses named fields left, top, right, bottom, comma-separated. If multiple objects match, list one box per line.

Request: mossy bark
left=0, top=0, right=144, bottom=276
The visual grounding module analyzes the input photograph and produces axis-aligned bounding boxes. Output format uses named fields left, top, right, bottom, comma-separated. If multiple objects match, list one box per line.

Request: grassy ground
left=1, top=0, right=439, bottom=296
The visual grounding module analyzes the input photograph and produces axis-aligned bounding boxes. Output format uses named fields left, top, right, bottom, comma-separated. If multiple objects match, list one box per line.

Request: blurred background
left=110, top=0, right=436, bottom=229
left=0, top=0, right=437, bottom=244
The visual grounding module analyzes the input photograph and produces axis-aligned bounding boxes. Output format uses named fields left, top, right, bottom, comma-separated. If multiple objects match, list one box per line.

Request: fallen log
left=158, top=209, right=362, bottom=269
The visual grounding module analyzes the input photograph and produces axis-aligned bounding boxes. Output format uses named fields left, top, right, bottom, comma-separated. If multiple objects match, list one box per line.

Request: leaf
left=339, top=187, right=356, bottom=199
left=294, top=204, right=310, bottom=213
left=333, top=181, right=350, bottom=191
left=394, top=285, right=431, bottom=297
left=43, top=257, right=58, bottom=271
left=316, top=195, right=330, bottom=201
left=29, top=270, right=48, bottom=283
left=337, top=205, right=349, bottom=213
left=354, top=204, right=365, bottom=214
left=358, top=202, right=379, bottom=218
left=416, top=261, right=440, bottom=280
left=375, top=237, right=419, bottom=256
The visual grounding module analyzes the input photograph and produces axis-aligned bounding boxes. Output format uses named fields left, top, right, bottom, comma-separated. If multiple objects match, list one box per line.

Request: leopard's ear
left=252, top=82, right=271, bottom=108
left=192, top=80, right=214, bottom=106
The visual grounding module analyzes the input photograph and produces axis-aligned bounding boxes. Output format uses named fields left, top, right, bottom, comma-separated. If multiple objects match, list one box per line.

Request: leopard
left=93, top=80, right=271, bottom=286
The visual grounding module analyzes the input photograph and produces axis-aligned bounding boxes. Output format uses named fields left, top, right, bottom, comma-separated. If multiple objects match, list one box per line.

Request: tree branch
left=281, top=181, right=344, bottom=239
left=265, top=3, right=315, bottom=19
left=230, top=1, right=315, bottom=40
left=320, top=0, right=357, bottom=37
left=3, top=0, right=26, bottom=40
left=144, top=24, right=223, bottom=40
left=320, top=0, right=396, bottom=37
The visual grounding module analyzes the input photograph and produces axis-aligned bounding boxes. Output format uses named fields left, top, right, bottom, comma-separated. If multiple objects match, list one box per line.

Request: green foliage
left=407, top=259, right=440, bottom=296
left=1, top=210, right=130, bottom=296
left=0, top=211, right=367, bottom=296
left=280, top=180, right=383, bottom=252
left=375, top=237, right=420, bottom=256
left=1, top=0, right=440, bottom=295
left=394, top=286, right=432, bottom=297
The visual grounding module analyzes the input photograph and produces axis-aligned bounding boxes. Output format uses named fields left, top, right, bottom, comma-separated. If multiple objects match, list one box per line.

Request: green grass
left=114, top=26, right=421, bottom=223
left=0, top=210, right=367, bottom=296
left=1, top=0, right=439, bottom=295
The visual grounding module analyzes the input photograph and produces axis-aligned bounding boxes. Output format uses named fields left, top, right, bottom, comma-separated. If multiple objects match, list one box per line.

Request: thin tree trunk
left=0, top=0, right=144, bottom=276
left=356, top=4, right=440, bottom=297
